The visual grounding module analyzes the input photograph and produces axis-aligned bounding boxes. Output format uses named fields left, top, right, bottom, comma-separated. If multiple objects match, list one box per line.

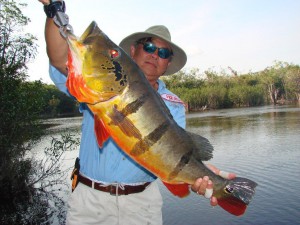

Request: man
left=39, top=1, right=235, bottom=224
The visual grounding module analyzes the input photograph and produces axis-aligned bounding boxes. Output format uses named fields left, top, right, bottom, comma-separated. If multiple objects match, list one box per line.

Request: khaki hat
left=119, top=25, right=187, bottom=75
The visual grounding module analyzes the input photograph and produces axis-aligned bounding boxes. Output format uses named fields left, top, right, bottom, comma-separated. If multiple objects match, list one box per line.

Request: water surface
left=161, top=105, right=300, bottom=225
left=35, top=105, right=300, bottom=225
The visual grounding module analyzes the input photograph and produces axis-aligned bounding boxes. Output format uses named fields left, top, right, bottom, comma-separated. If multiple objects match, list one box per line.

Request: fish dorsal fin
left=94, top=115, right=110, bottom=148
left=187, top=131, right=214, bottom=161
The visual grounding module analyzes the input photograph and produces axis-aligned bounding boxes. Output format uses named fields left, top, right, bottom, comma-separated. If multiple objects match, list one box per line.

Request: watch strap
left=44, top=1, right=66, bottom=18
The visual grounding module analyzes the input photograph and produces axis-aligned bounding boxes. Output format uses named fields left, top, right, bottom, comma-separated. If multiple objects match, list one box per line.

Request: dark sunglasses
left=138, top=42, right=173, bottom=59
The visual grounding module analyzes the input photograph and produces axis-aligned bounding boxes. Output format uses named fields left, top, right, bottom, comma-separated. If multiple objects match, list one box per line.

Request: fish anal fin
left=162, top=181, right=190, bottom=198
left=217, top=196, right=247, bottom=216
left=187, top=131, right=213, bottom=161
left=94, top=115, right=110, bottom=148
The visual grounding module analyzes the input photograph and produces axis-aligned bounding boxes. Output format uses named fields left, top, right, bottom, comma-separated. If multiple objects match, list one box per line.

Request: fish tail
left=216, top=177, right=257, bottom=216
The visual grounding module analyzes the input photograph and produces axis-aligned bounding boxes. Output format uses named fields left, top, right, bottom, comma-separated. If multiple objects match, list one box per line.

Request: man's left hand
left=191, top=164, right=236, bottom=206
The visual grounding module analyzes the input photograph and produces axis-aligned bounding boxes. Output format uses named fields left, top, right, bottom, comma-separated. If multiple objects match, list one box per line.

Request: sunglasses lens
left=142, top=42, right=171, bottom=59
left=158, top=49, right=171, bottom=59
left=143, top=42, right=156, bottom=54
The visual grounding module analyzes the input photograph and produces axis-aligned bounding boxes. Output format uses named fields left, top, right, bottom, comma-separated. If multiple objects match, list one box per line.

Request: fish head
left=66, top=21, right=133, bottom=104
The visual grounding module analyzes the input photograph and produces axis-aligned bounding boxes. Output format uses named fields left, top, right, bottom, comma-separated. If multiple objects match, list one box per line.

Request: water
left=34, top=105, right=300, bottom=225
left=161, top=105, right=300, bottom=225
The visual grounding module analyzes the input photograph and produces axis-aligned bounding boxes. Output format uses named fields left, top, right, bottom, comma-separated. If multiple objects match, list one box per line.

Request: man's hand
left=191, top=164, right=236, bottom=206
left=38, top=0, right=51, bottom=5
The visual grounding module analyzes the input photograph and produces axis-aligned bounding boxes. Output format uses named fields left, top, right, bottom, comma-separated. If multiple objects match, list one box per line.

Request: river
left=35, top=105, right=300, bottom=225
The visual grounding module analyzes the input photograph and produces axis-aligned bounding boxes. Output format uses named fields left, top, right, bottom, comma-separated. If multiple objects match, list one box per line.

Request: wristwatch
left=44, top=0, right=66, bottom=18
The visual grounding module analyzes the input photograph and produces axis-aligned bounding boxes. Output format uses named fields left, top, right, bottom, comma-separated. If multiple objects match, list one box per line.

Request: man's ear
left=130, top=45, right=135, bottom=57
left=167, top=61, right=171, bottom=68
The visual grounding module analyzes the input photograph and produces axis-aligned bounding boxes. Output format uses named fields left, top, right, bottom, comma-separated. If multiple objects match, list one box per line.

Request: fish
left=65, top=21, right=257, bottom=216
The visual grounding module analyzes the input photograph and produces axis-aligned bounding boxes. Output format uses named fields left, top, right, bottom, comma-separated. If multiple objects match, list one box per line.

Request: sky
left=23, top=0, right=300, bottom=84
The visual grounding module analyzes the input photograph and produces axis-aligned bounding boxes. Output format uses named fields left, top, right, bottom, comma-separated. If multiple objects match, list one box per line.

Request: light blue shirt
left=49, top=65, right=186, bottom=184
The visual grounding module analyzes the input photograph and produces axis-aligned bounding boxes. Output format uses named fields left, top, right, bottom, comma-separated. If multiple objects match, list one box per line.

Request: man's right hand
left=39, top=0, right=69, bottom=76
left=38, top=0, right=50, bottom=5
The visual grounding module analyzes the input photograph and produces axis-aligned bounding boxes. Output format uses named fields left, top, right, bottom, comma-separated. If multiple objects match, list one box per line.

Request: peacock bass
left=65, top=21, right=257, bottom=216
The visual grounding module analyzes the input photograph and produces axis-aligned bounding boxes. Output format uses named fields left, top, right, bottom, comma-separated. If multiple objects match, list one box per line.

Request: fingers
left=206, top=164, right=220, bottom=175
left=210, top=196, right=218, bottom=206
left=192, top=163, right=237, bottom=207
left=38, top=0, right=50, bottom=5
left=192, top=176, right=218, bottom=206
left=204, top=180, right=213, bottom=199
left=206, top=164, right=236, bottom=180
left=38, top=0, right=62, bottom=5
left=191, top=176, right=209, bottom=195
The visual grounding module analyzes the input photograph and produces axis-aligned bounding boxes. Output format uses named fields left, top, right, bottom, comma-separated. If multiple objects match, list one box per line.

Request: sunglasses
left=138, top=42, right=173, bottom=59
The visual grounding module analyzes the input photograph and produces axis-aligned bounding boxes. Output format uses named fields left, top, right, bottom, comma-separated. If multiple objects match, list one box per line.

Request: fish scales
left=65, top=21, right=257, bottom=216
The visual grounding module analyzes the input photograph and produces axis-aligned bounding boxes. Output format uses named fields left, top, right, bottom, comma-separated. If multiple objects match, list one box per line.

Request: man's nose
left=151, top=49, right=159, bottom=59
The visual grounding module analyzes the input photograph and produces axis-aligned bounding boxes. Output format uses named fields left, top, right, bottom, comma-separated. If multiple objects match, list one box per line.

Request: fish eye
left=224, top=185, right=234, bottom=194
left=110, top=49, right=120, bottom=59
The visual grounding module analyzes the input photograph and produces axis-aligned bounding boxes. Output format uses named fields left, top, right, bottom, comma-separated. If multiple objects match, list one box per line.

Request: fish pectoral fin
left=94, top=115, right=111, bottom=148
left=188, top=131, right=214, bottom=161
left=162, top=181, right=190, bottom=198
left=110, top=105, right=142, bottom=139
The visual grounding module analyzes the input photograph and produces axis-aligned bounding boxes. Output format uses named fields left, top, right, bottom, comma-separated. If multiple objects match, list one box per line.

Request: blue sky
left=24, top=0, right=300, bottom=84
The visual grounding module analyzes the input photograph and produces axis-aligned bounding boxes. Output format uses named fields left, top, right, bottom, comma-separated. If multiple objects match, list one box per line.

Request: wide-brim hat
left=119, top=25, right=187, bottom=75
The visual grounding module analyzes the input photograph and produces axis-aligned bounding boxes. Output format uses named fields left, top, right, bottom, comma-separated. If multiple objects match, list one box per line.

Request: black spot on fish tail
left=226, top=177, right=258, bottom=205
left=168, top=151, right=193, bottom=180
left=130, top=120, right=170, bottom=156
left=109, top=105, right=142, bottom=139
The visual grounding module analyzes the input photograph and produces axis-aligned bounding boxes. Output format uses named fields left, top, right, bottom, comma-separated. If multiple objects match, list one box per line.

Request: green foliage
left=0, top=0, right=37, bottom=77
left=164, top=62, right=299, bottom=111
left=40, top=84, right=80, bottom=118
left=1, top=1, right=81, bottom=222
left=228, top=85, right=264, bottom=107
left=283, top=65, right=300, bottom=101
left=0, top=0, right=41, bottom=158
left=0, top=0, right=66, bottom=224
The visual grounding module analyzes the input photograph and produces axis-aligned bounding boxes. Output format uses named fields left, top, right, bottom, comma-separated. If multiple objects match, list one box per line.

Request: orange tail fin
left=217, top=177, right=257, bottom=216
left=217, top=196, right=247, bottom=216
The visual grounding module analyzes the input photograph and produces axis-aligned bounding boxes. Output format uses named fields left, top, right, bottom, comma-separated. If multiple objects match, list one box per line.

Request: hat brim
left=119, top=32, right=187, bottom=75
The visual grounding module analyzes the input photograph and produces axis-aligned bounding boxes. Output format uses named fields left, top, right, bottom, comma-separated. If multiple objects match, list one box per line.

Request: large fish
left=65, top=21, right=257, bottom=216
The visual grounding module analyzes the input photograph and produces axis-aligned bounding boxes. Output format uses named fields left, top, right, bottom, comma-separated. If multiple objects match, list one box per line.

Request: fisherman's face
left=130, top=38, right=171, bottom=85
